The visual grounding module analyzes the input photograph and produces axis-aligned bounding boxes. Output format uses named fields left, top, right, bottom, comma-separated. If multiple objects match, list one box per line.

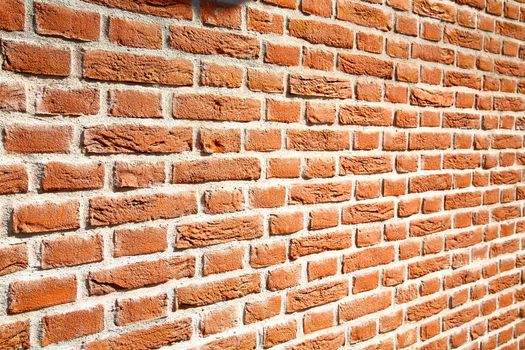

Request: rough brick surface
left=0, top=0, right=525, bottom=349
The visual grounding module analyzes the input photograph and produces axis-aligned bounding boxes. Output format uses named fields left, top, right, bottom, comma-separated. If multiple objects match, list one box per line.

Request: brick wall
left=0, top=0, right=525, bottom=348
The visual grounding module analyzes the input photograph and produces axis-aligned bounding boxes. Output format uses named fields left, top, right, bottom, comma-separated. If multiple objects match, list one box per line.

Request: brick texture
left=0, top=0, right=525, bottom=349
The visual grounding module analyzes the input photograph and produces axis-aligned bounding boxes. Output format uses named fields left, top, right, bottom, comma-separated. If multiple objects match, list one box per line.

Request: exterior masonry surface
left=0, top=0, right=525, bottom=348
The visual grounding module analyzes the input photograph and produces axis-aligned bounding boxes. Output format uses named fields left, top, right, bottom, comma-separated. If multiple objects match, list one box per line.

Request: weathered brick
left=83, top=0, right=192, bottom=19
left=83, top=50, right=193, bottom=85
left=176, top=273, right=260, bottom=307
left=84, top=125, right=192, bottom=154
left=88, top=256, right=194, bottom=295
left=41, top=235, right=103, bottom=269
left=339, top=290, right=392, bottom=321
left=13, top=201, right=79, bottom=234
left=2, top=41, right=70, bottom=76
left=287, top=280, right=348, bottom=312
left=289, top=74, right=353, bottom=99
left=0, top=244, right=27, bottom=276
left=170, top=25, right=259, bottom=59
left=176, top=216, right=263, bottom=248
left=89, top=192, right=196, bottom=226
left=4, top=124, right=72, bottom=154
left=173, top=158, right=260, bottom=184
left=42, top=306, right=104, bottom=345
left=116, top=294, right=167, bottom=326
left=290, top=230, right=352, bottom=259
left=35, top=2, right=100, bottom=41
left=42, top=162, right=104, bottom=192
left=108, top=17, right=161, bottom=49
left=36, top=87, right=99, bottom=116
left=174, top=94, right=260, bottom=122
left=84, top=318, right=192, bottom=350
left=289, top=19, right=354, bottom=48
left=114, top=226, right=167, bottom=257
left=0, top=0, right=24, bottom=31
left=9, top=275, right=77, bottom=314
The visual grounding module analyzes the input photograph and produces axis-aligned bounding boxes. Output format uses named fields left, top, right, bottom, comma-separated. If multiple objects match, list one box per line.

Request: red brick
left=304, top=48, right=334, bottom=71
left=287, top=280, right=348, bottom=312
left=268, top=158, right=301, bottom=179
left=4, top=124, right=72, bottom=154
left=170, top=25, right=259, bottom=59
left=339, top=290, right=392, bottom=321
left=0, top=320, right=30, bottom=349
left=42, top=235, right=103, bottom=269
left=341, top=155, right=393, bottom=175
left=288, top=129, right=349, bottom=151
left=84, top=318, right=192, bottom=350
left=343, top=246, right=395, bottom=272
left=288, top=332, right=345, bottom=350
left=340, top=105, right=393, bottom=126
left=290, top=230, right=351, bottom=259
left=85, top=125, right=192, bottom=154
left=265, top=42, right=301, bottom=66
left=114, top=161, right=165, bottom=189
left=42, top=306, right=104, bottom=345
left=36, top=87, right=99, bottom=116
left=116, top=294, right=167, bottom=326
left=267, top=99, right=301, bottom=123
left=2, top=41, right=70, bottom=76
left=203, top=247, right=244, bottom=276
left=263, top=0, right=297, bottom=9
left=342, top=201, right=395, bottom=224
left=0, top=83, right=26, bottom=112
left=290, top=181, right=352, bottom=204
left=269, top=212, right=304, bottom=235
left=308, top=258, right=338, bottom=281
left=108, top=89, right=162, bottom=118
left=339, top=53, right=394, bottom=79
left=35, top=2, right=100, bottom=41
left=0, top=164, right=28, bottom=194
left=83, top=50, right=192, bottom=85
left=203, top=189, right=244, bottom=214
left=302, top=0, right=333, bottom=16
left=176, top=273, right=260, bottom=307
left=303, top=309, right=334, bottom=334
left=244, top=296, right=281, bottom=324
left=289, top=19, right=354, bottom=49
left=250, top=241, right=286, bottom=268
left=199, top=128, right=241, bottom=154
left=42, top=162, right=104, bottom=192
left=88, top=256, right=194, bottom=296
left=200, top=305, right=238, bottom=336
left=267, top=264, right=301, bottom=291
left=444, top=26, right=483, bottom=50
left=0, top=243, right=27, bottom=276
left=83, top=0, right=192, bottom=19
left=9, top=275, right=77, bottom=313
left=247, top=8, right=283, bottom=34
left=200, top=62, right=243, bottom=88
left=13, top=200, right=79, bottom=234
left=90, top=192, right=196, bottom=226
left=201, top=332, right=256, bottom=350
left=0, top=0, right=24, bottom=31
left=176, top=215, right=263, bottom=248
left=289, top=74, right=352, bottom=99
left=201, top=0, right=242, bottom=29
left=174, top=94, right=260, bottom=122
left=247, top=69, right=284, bottom=93
left=337, top=0, right=393, bottom=31
left=114, top=226, right=167, bottom=258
